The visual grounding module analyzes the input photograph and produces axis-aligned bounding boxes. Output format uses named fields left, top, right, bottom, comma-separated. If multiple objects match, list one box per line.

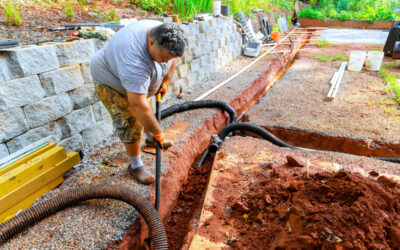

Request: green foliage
left=378, top=99, right=396, bottom=105
left=272, top=22, right=280, bottom=32
left=310, top=55, right=333, bottom=62
left=287, top=15, right=292, bottom=28
left=103, top=9, right=120, bottom=23
left=333, top=54, right=348, bottom=61
left=309, top=54, right=348, bottom=62
left=173, top=0, right=212, bottom=20
left=315, top=40, right=331, bottom=47
left=380, top=69, right=400, bottom=104
left=221, top=0, right=294, bottom=16
left=298, top=7, right=325, bottom=19
left=298, top=0, right=399, bottom=21
left=65, top=3, right=74, bottom=21
left=383, top=62, right=400, bottom=70
left=130, top=0, right=171, bottom=14
left=128, top=0, right=295, bottom=21
left=4, top=2, right=21, bottom=26
left=383, top=108, right=397, bottom=115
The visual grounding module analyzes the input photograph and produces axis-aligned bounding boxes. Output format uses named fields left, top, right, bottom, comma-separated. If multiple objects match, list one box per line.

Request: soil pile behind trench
left=201, top=167, right=400, bottom=249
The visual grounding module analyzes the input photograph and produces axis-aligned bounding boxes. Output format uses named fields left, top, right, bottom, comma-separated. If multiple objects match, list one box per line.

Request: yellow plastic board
left=0, top=176, right=63, bottom=223
left=0, top=143, right=56, bottom=176
left=0, top=146, right=67, bottom=196
left=0, top=152, right=80, bottom=222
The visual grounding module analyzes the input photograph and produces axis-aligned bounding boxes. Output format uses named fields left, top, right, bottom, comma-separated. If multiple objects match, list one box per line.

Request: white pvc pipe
left=331, top=62, right=347, bottom=99
left=194, top=26, right=298, bottom=101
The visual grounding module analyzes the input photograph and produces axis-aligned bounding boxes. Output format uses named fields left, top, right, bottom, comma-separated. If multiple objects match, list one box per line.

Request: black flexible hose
left=155, top=98, right=161, bottom=211
left=208, top=122, right=400, bottom=164
left=160, top=100, right=237, bottom=123
left=209, top=122, right=301, bottom=153
left=0, top=185, right=167, bottom=249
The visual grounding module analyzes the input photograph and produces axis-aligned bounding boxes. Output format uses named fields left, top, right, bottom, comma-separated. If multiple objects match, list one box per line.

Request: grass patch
left=378, top=99, right=397, bottom=105
left=65, top=3, right=74, bottom=21
left=333, top=54, right=348, bottom=61
left=383, top=62, right=400, bottom=70
left=103, top=8, right=120, bottom=23
left=315, top=40, right=331, bottom=47
left=379, top=69, right=400, bottom=104
left=383, top=108, right=398, bottom=115
left=309, top=54, right=348, bottom=62
left=4, top=2, right=21, bottom=26
left=310, top=55, right=333, bottom=62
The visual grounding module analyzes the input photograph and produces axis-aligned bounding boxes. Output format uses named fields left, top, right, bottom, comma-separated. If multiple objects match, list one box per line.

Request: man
left=90, top=20, right=186, bottom=184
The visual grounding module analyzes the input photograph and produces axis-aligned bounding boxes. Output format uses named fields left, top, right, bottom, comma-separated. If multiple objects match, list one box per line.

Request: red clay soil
left=262, top=126, right=400, bottom=158
left=165, top=153, right=214, bottom=250
left=200, top=166, right=400, bottom=249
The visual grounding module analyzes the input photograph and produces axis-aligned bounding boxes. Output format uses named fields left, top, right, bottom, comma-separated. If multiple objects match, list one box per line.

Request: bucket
left=271, top=32, right=279, bottom=42
left=347, top=50, right=366, bottom=71
left=221, top=5, right=230, bottom=16
left=213, top=1, right=221, bottom=16
left=365, top=51, right=384, bottom=71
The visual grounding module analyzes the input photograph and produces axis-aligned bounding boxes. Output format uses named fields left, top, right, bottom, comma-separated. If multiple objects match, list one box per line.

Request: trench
left=162, top=126, right=400, bottom=249
left=114, top=29, right=400, bottom=249
left=165, top=151, right=215, bottom=250
left=261, top=125, right=400, bottom=158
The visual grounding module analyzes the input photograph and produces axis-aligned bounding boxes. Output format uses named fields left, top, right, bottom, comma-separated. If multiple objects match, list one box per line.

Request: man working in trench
left=90, top=21, right=186, bottom=184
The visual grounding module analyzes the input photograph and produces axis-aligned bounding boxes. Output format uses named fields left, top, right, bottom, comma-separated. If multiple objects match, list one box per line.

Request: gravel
left=247, top=44, right=400, bottom=143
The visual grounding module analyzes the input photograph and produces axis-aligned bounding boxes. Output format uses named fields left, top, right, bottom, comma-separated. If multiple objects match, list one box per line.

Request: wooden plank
left=0, top=143, right=56, bottom=176
left=0, top=152, right=80, bottom=216
left=297, top=18, right=394, bottom=29
left=0, top=176, right=64, bottom=223
left=0, top=146, right=67, bottom=196
left=0, top=138, right=50, bottom=167
left=143, top=121, right=190, bottom=155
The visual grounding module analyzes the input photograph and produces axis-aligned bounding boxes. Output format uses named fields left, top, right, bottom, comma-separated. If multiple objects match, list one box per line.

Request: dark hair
left=149, top=22, right=186, bottom=57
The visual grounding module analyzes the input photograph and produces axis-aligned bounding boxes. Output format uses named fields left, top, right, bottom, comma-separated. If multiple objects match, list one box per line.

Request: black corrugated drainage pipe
left=160, top=100, right=237, bottom=124
left=208, top=122, right=400, bottom=164
left=0, top=185, right=167, bottom=249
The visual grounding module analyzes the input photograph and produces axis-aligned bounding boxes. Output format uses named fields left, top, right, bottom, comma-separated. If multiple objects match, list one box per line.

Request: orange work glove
left=157, top=82, right=169, bottom=98
left=153, top=132, right=165, bottom=148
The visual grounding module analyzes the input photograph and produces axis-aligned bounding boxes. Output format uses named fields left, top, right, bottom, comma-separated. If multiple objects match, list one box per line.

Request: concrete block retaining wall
left=0, top=16, right=242, bottom=157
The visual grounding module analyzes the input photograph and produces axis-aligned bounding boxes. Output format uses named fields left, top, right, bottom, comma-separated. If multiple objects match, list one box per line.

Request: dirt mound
left=209, top=169, right=400, bottom=249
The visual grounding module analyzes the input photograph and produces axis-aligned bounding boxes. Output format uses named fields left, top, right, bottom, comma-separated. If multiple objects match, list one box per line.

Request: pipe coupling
left=208, top=135, right=223, bottom=153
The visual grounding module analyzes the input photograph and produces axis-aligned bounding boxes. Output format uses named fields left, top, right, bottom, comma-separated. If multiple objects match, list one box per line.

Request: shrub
left=4, top=3, right=21, bottom=26
left=65, top=4, right=74, bottom=21
left=380, top=70, right=400, bottom=104
left=298, top=0, right=399, bottom=21
left=103, top=9, right=120, bottom=23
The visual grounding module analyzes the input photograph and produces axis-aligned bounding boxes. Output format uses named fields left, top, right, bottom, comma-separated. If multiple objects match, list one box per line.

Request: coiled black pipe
left=208, top=122, right=400, bottom=164
left=0, top=185, right=167, bottom=249
left=160, top=100, right=237, bottom=123
left=376, top=156, right=400, bottom=163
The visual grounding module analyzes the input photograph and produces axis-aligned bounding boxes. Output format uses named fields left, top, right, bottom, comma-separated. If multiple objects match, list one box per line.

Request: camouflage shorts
left=94, top=82, right=151, bottom=144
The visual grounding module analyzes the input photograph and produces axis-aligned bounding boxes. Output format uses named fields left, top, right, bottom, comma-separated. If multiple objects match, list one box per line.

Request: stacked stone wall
left=0, top=16, right=242, bottom=158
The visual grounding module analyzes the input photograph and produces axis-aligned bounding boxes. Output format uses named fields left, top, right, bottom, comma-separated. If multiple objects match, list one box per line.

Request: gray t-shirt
left=90, top=20, right=172, bottom=96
